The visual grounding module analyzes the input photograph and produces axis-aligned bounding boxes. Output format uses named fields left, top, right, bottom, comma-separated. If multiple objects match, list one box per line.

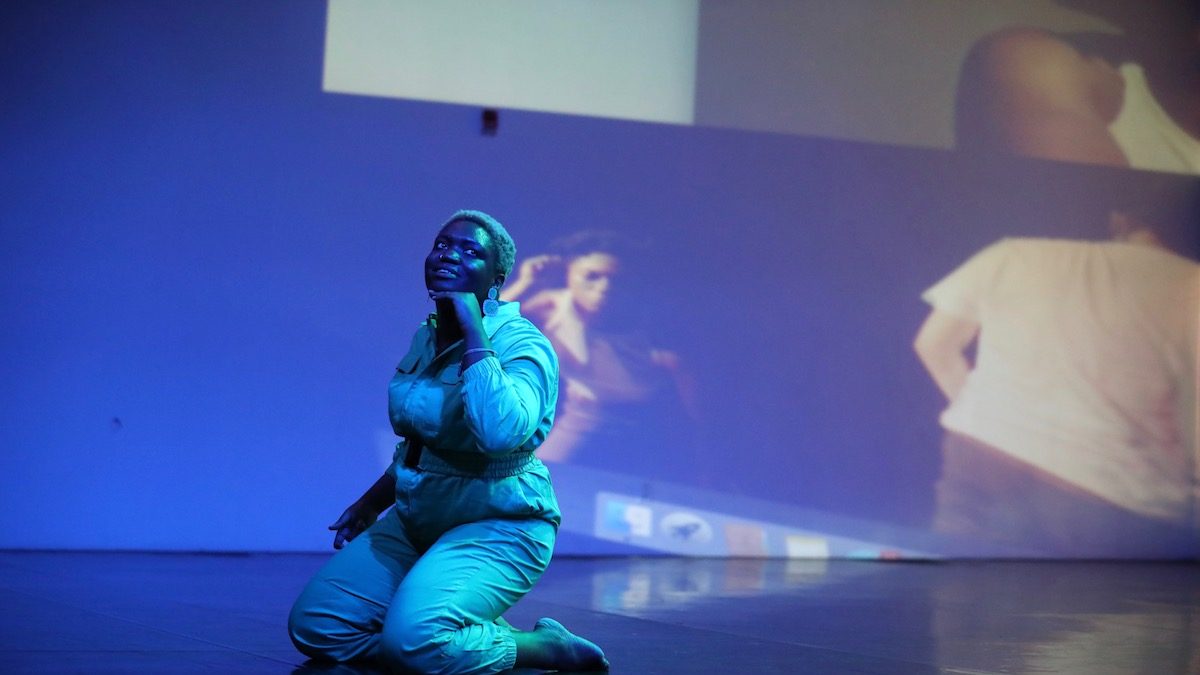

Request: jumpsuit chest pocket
left=396, top=351, right=422, bottom=374
left=396, top=360, right=466, bottom=440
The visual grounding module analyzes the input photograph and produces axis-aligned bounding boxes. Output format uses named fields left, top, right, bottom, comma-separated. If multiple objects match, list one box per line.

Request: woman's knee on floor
left=288, top=592, right=377, bottom=663
left=288, top=596, right=340, bottom=660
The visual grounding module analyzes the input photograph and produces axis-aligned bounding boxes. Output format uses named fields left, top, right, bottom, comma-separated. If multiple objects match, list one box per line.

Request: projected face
left=424, top=219, right=498, bottom=302
left=567, top=252, right=619, bottom=317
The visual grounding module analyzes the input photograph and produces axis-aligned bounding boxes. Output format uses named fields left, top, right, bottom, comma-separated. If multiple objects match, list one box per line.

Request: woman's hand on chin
left=429, top=290, right=483, bottom=328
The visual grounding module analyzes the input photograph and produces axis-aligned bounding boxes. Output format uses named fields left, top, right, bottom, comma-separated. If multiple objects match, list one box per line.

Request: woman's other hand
left=328, top=502, right=378, bottom=550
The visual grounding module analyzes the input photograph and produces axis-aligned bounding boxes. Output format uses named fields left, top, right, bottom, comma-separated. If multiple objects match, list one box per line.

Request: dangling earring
left=483, top=286, right=499, bottom=317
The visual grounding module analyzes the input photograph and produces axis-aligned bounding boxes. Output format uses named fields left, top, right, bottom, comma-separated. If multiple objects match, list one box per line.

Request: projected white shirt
left=923, top=238, right=1198, bottom=522
left=1109, top=64, right=1200, bottom=176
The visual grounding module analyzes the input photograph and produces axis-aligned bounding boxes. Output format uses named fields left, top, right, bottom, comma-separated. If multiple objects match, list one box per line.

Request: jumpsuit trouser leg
left=289, top=460, right=559, bottom=674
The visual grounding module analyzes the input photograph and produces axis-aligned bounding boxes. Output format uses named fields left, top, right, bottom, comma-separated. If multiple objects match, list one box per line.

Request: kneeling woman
left=289, top=210, right=608, bottom=674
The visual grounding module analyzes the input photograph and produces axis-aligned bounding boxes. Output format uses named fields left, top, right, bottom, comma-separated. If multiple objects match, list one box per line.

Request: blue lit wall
left=2, top=1, right=1195, bottom=557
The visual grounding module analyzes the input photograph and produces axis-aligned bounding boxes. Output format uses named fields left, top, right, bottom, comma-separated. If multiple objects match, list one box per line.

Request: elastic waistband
left=416, top=449, right=538, bottom=478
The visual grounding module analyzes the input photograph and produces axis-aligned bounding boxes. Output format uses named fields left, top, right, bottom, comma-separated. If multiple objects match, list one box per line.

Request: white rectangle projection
left=323, top=0, right=699, bottom=125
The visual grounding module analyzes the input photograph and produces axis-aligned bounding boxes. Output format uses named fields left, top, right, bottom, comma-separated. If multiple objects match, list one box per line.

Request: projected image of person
left=913, top=193, right=1198, bottom=556
left=288, top=210, right=608, bottom=673
left=955, top=0, right=1200, bottom=174
left=501, top=231, right=700, bottom=478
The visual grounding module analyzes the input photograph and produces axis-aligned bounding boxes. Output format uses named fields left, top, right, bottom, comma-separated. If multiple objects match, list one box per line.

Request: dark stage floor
left=2, top=551, right=1197, bottom=674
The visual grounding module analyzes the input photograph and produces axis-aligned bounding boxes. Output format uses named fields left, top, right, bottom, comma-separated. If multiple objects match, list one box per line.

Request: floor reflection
left=589, top=557, right=836, bottom=613
left=3, top=551, right=1195, bottom=674
left=555, top=557, right=1200, bottom=673
left=929, top=562, right=1200, bottom=675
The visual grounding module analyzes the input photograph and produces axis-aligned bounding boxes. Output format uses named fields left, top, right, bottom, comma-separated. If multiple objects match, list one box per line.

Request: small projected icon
left=659, top=512, right=713, bottom=544
left=723, top=523, right=767, bottom=556
left=784, top=535, right=829, bottom=559
left=601, top=500, right=652, bottom=538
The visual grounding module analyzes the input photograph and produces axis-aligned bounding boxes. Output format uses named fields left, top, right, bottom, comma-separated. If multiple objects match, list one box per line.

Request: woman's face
left=424, top=219, right=499, bottom=302
left=566, top=252, right=619, bottom=316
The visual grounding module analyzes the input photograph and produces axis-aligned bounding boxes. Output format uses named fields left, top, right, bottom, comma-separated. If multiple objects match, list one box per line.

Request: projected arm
left=913, top=309, right=980, bottom=402
left=651, top=348, right=701, bottom=421
left=500, top=254, right=561, bottom=301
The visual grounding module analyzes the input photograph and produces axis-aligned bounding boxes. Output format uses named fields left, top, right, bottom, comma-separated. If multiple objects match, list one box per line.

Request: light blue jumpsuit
left=289, top=302, right=561, bottom=674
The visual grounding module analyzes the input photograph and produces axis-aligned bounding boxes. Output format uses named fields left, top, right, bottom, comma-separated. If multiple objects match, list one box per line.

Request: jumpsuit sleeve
left=459, top=323, right=559, bottom=455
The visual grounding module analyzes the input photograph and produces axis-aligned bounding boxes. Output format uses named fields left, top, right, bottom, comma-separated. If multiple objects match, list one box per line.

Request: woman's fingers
left=329, top=507, right=364, bottom=549
left=333, top=523, right=358, bottom=549
left=328, top=507, right=354, bottom=530
left=332, top=515, right=373, bottom=549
